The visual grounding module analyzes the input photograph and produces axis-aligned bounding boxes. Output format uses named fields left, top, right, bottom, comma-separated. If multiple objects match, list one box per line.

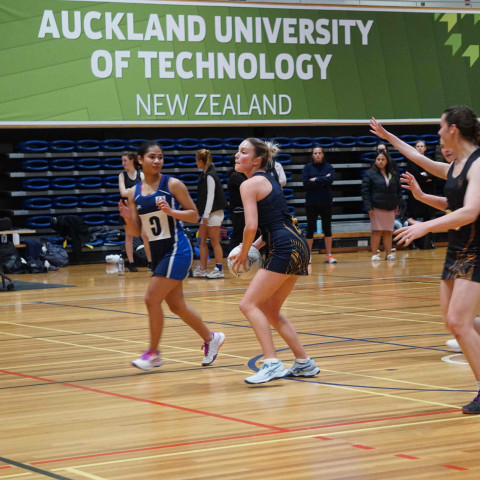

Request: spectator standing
left=302, top=146, right=337, bottom=264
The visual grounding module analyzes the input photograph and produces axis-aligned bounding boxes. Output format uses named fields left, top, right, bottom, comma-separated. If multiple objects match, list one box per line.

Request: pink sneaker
left=131, top=350, right=163, bottom=371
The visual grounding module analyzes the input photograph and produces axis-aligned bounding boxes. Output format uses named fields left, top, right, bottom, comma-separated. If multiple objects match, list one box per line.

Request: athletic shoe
left=371, top=254, right=381, bottom=261
left=309, top=255, right=312, bottom=264
left=386, top=254, right=396, bottom=261
left=207, top=267, right=224, bottom=279
left=325, top=255, right=337, bottom=264
left=446, top=338, right=462, bottom=352
left=131, top=350, right=163, bottom=371
left=462, top=391, right=480, bottom=414
left=147, top=262, right=153, bottom=272
left=192, top=266, right=208, bottom=278
left=286, top=358, right=320, bottom=377
left=244, top=360, right=289, bottom=384
left=201, top=331, right=225, bottom=366
left=128, top=262, right=138, bottom=272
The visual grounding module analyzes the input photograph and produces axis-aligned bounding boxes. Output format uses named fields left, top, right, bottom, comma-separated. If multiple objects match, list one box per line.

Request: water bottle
left=118, top=256, right=125, bottom=276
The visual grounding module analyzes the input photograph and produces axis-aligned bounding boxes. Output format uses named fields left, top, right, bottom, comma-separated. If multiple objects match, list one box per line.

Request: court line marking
left=27, top=409, right=459, bottom=468
left=0, top=369, right=288, bottom=432
left=48, top=415, right=472, bottom=472
left=62, top=468, right=106, bottom=480
left=0, top=457, right=71, bottom=480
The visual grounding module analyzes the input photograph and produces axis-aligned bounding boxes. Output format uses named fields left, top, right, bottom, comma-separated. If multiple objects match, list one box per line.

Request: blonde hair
left=245, top=137, right=279, bottom=169
left=196, top=148, right=213, bottom=169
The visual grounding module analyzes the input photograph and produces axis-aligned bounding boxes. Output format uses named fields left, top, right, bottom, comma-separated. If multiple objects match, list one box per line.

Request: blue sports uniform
left=134, top=174, right=193, bottom=280
left=254, top=172, right=309, bottom=275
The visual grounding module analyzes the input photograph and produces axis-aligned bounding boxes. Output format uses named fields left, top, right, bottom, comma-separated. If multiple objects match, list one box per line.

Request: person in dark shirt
left=227, top=155, right=247, bottom=251
left=302, top=146, right=337, bottom=264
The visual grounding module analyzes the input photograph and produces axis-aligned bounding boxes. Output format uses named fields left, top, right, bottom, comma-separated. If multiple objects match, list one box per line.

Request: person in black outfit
left=227, top=156, right=247, bottom=251
left=406, top=140, right=436, bottom=221
left=302, top=146, right=337, bottom=264
left=192, top=149, right=228, bottom=279
left=371, top=107, right=480, bottom=414
left=361, top=151, right=403, bottom=261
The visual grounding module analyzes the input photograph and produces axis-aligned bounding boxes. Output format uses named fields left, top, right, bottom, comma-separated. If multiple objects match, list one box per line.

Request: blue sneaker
left=286, top=358, right=320, bottom=377
left=245, top=360, right=288, bottom=384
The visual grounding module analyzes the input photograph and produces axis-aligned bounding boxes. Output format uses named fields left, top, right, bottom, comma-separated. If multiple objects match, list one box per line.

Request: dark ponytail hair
left=137, top=140, right=163, bottom=159
left=443, top=105, right=480, bottom=145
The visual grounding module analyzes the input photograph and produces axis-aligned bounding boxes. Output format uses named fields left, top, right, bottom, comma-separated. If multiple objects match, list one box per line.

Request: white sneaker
left=386, top=253, right=396, bottom=261
left=201, top=331, right=225, bottom=366
left=286, top=358, right=320, bottom=377
left=131, top=350, right=163, bottom=371
left=192, top=266, right=208, bottom=278
left=207, top=267, right=224, bottom=279
left=245, top=360, right=288, bottom=384
left=371, top=254, right=381, bottom=261
left=446, top=338, right=462, bottom=352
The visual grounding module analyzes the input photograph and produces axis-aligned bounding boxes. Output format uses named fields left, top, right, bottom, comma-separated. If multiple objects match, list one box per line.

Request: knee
left=446, top=312, right=470, bottom=339
left=239, top=299, right=254, bottom=317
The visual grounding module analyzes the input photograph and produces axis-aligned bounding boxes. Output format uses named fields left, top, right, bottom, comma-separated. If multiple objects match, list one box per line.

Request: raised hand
left=369, top=117, right=389, bottom=140
left=401, top=172, right=423, bottom=199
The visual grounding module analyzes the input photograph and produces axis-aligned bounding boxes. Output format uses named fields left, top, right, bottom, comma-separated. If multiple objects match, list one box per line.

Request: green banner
left=0, top=0, right=479, bottom=125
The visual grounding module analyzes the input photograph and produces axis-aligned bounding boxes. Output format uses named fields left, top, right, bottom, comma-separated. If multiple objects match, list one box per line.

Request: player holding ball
left=229, top=137, right=320, bottom=384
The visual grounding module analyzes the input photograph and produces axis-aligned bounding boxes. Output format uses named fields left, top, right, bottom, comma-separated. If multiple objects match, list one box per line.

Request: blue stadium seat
left=50, top=140, right=75, bottom=152
left=79, top=195, right=104, bottom=207
left=178, top=173, right=198, bottom=185
left=22, top=159, right=49, bottom=172
left=222, top=137, right=243, bottom=149
left=360, top=152, right=377, bottom=162
left=421, top=134, right=440, bottom=145
left=50, top=158, right=76, bottom=171
left=51, top=177, right=77, bottom=189
left=291, top=137, right=313, bottom=148
left=283, top=188, right=294, bottom=199
left=103, top=157, right=122, bottom=169
left=270, top=137, right=292, bottom=148
left=399, top=135, right=418, bottom=145
left=312, top=137, right=334, bottom=148
left=77, top=157, right=101, bottom=170
left=84, top=238, right=104, bottom=247
left=176, top=138, right=199, bottom=150
left=82, top=213, right=105, bottom=226
left=104, top=193, right=120, bottom=206
left=390, top=152, right=404, bottom=162
left=101, top=139, right=126, bottom=151
left=103, top=232, right=125, bottom=244
left=199, top=138, right=223, bottom=149
left=274, top=153, right=291, bottom=165
left=22, top=178, right=50, bottom=190
left=26, top=215, right=53, bottom=228
left=126, top=138, right=148, bottom=150
left=105, top=213, right=121, bottom=226
left=162, top=156, right=176, bottom=168
left=76, top=139, right=100, bottom=151
left=17, top=140, right=49, bottom=152
left=285, top=170, right=293, bottom=182
left=102, top=176, right=119, bottom=188
left=212, top=155, right=226, bottom=166
left=334, top=136, right=356, bottom=147
left=155, top=138, right=176, bottom=150
left=76, top=176, right=102, bottom=189
left=176, top=155, right=197, bottom=167
left=356, top=136, right=378, bottom=147
left=53, top=196, right=78, bottom=208
left=24, top=197, right=52, bottom=210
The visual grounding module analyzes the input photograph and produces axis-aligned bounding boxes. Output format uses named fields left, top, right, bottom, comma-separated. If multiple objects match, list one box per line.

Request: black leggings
left=305, top=205, right=333, bottom=238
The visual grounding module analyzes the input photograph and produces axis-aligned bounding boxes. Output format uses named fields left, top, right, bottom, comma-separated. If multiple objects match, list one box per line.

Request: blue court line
left=0, top=456, right=72, bottom=479
left=0, top=364, right=245, bottom=391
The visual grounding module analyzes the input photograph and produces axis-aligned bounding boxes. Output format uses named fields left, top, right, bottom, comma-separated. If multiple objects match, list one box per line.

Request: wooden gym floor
left=0, top=248, right=479, bottom=479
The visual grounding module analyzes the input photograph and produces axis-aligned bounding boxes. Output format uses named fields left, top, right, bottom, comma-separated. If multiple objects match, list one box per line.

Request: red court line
left=0, top=369, right=287, bottom=432
left=395, top=454, right=419, bottom=460
left=443, top=464, right=469, bottom=471
left=352, top=444, right=375, bottom=450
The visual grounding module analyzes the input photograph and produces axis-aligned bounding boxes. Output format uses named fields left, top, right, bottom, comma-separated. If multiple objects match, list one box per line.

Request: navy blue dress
left=254, top=172, right=309, bottom=275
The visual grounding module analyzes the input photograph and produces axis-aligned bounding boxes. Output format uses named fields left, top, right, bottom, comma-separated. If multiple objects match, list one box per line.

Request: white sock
left=476, top=381, right=480, bottom=391
left=264, top=358, right=279, bottom=363
left=295, top=358, right=309, bottom=364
